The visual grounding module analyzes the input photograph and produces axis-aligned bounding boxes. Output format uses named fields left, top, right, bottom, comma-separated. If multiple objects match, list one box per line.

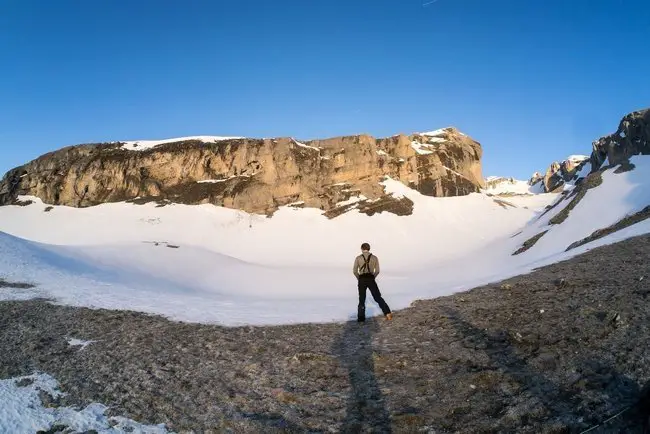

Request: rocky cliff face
left=528, top=156, right=589, bottom=193
left=590, top=108, right=650, bottom=171
left=0, top=128, right=483, bottom=216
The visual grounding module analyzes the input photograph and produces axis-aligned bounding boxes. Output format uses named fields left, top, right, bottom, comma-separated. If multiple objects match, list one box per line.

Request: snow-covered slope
left=510, top=155, right=650, bottom=257
left=1, top=157, right=650, bottom=326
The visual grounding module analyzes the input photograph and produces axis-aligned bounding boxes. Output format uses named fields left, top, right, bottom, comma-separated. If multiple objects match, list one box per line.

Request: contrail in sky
left=422, top=0, right=439, bottom=6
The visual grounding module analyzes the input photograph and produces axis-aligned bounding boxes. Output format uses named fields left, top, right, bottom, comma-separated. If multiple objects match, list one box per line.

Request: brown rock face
left=0, top=128, right=483, bottom=216
left=543, top=162, right=564, bottom=193
left=591, top=108, right=650, bottom=170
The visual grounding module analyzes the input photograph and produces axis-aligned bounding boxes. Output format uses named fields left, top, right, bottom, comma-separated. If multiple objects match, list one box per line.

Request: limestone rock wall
left=0, top=128, right=484, bottom=216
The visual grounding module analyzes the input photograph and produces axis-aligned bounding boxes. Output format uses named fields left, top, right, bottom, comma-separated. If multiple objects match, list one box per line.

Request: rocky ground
left=2, top=235, right=650, bottom=433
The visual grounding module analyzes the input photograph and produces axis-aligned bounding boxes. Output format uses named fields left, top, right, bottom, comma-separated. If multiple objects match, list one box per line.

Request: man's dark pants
left=357, top=274, right=391, bottom=322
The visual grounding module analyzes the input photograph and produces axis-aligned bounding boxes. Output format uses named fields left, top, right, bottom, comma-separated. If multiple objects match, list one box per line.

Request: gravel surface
left=2, top=234, right=650, bottom=433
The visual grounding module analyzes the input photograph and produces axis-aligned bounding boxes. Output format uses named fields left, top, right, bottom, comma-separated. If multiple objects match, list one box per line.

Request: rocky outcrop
left=543, top=162, right=564, bottom=193
left=0, top=128, right=483, bottom=216
left=591, top=108, right=650, bottom=171
left=531, top=156, right=590, bottom=194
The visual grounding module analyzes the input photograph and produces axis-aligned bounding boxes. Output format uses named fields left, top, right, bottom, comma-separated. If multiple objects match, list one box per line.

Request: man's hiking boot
left=385, top=313, right=393, bottom=320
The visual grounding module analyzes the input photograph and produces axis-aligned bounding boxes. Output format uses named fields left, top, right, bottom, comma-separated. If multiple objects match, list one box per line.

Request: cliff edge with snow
left=0, top=127, right=483, bottom=217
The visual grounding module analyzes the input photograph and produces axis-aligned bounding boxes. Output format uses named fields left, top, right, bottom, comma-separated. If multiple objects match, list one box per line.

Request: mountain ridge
left=0, top=127, right=483, bottom=216
left=526, top=108, right=649, bottom=194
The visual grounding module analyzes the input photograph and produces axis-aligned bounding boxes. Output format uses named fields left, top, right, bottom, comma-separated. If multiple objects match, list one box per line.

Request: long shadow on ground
left=332, top=318, right=392, bottom=433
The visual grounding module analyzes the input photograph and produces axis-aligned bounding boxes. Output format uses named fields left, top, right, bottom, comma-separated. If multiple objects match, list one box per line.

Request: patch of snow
left=567, top=155, right=590, bottom=163
left=575, top=161, right=592, bottom=179
left=528, top=181, right=546, bottom=194
left=120, top=136, right=243, bottom=151
left=411, top=141, right=433, bottom=155
left=67, top=338, right=96, bottom=350
left=380, top=178, right=413, bottom=197
left=420, top=128, right=447, bottom=137
left=336, top=195, right=368, bottom=207
left=197, top=178, right=233, bottom=184
left=196, top=175, right=252, bottom=184
left=501, top=192, right=561, bottom=210
left=376, top=150, right=388, bottom=156
left=0, top=373, right=169, bottom=433
left=427, top=137, right=447, bottom=144
left=292, top=138, right=320, bottom=151
left=16, top=195, right=39, bottom=202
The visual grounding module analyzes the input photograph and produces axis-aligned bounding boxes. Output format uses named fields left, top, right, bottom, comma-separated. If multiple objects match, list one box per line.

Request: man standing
left=353, top=242, right=392, bottom=322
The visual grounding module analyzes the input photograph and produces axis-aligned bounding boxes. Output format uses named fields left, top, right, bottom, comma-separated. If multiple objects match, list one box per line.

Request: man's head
left=361, top=242, right=370, bottom=252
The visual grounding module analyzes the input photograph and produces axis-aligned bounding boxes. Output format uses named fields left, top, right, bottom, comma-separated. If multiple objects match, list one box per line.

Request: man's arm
left=353, top=256, right=360, bottom=278
left=373, top=255, right=380, bottom=277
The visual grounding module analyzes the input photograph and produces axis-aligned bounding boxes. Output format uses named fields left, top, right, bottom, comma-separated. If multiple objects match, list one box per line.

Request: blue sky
left=1, top=0, right=649, bottom=179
